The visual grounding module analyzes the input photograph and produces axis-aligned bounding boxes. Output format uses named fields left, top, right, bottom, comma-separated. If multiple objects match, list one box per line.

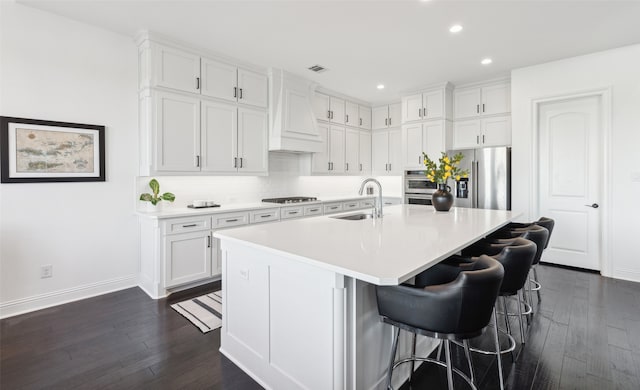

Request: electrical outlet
left=41, top=265, right=53, bottom=279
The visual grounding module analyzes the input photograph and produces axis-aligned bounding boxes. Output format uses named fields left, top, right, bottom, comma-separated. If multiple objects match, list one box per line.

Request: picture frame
left=0, top=116, right=105, bottom=183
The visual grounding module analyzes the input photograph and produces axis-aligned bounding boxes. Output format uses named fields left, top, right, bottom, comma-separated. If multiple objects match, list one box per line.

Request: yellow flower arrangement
left=422, top=152, right=469, bottom=185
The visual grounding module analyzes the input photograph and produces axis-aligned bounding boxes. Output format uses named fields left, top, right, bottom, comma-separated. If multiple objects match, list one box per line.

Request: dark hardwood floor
left=1, top=265, right=639, bottom=389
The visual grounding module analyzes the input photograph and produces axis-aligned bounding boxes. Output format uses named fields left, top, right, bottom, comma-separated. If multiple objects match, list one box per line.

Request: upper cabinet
left=372, top=128, right=402, bottom=175
left=345, top=101, right=359, bottom=128
left=359, top=106, right=372, bottom=130
left=401, top=83, right=452, bottom=123
left=451, top=115, right=511, bottom=150
left=372, top=102, right=401, bottom=129
left=453, top=81, right=510, bottom=120
left=401, top=121, right=452, bottom=169
left=313, top=93, right=345, bottom=124
left=140, top=41, right=268, bottom=108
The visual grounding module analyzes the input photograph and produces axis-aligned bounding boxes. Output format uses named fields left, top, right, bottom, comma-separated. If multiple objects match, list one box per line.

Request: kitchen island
left=214, top=205, right=518, bottom=390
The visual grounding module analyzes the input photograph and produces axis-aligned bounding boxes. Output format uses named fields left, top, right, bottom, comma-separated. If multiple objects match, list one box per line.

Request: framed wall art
left=0, top=116, right=105, bottom=183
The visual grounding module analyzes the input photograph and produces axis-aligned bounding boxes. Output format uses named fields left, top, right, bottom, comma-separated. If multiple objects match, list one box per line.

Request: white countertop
left=136, top=195, right=383, bottom=219
left=214, top=205, right=520, bottom=285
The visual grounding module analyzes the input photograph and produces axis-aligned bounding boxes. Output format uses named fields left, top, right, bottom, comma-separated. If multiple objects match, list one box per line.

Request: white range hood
left=268, top=68, right=323, bottom=153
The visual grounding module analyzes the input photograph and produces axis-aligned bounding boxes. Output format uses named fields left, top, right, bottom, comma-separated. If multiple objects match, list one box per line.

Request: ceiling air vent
left=308, top=64, right=327, bottom=73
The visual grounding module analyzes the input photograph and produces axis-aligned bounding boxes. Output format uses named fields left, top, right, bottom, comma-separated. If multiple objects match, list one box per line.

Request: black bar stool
left=376, top=255, right=504, bottom=390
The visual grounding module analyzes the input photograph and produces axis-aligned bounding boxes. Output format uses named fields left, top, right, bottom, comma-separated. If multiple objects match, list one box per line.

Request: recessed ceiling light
left=481, top=58, right=493, bottom=65
left=377, top=84, right=385, bottom=90
left=449, top=25, right=463, bottom=33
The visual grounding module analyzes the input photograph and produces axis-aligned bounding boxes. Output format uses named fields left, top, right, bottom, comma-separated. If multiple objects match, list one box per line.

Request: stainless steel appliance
left=404, top=170, right=437, bottom=205
left=262, top=196, right=318, bottom=204
left=455, top=147, right=511, bottom=210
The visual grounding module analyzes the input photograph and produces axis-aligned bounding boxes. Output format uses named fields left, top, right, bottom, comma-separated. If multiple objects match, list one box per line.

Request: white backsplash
left=136, top=152, right=402, bottom=210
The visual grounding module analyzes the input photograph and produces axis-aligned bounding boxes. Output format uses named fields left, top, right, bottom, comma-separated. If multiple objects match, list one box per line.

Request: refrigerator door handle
left=473, top=161, right=479, bottom=208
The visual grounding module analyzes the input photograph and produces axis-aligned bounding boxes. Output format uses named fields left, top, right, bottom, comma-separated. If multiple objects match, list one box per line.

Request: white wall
left=0, top=2, right=139, bottom=317
left=511, top=44, right=640, bottom=282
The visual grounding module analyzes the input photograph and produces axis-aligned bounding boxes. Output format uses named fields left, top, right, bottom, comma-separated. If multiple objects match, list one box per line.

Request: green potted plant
left=140, top=178, right=175, bottom=210
left=422, top=152, right=469, bottom=212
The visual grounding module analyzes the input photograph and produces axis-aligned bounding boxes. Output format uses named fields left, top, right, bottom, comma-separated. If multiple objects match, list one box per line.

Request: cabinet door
left=359, top=131, right=372, bottom=173
left=164, top=231, right=212, bottom=288
left=345, top=101, right=359, bottom=127
left=313, top=92, right=331, bottom=122
left=387, top=128, right=402, bottom=174
left=329, top=126, right=346, bottom=174
left=344, top=128, right=360, bottom=174
left=481, top=116, right=511, bottom=147
left=372, top=131, right=389, bottom=174
left=155, top=91, right=200, bottom=172
left=237, top=107, right=268, bottom=174
left=423, top=121, right=446, bottom=161
left=388, top=103, right=402, bottom=127
left=481, top=83, right=510, bottom=116
left=402, top=94, right=423, bottom=123
left=359, top=106, right=372, bottom=129
left=452, top=119, right=481, bottom=149
left=372, top=106, right=389, bottom=130
left=201, top=100, right=237, bottom=173
left=154, top=44, right=200, bottom=94
left=212, top=236, right=221, bottom=276
left=201, top=57, right=237, bottom=102
left=454, top=88, right=481, bottom=119
left=423, top=89, right=444, bottom=119
left=402, top=123, right=424, bottom=168
left=330, top=97, right=346, bottom=125
left=311, top=123, right=330, bottom=173
left=237, top=68, right=268, bottom=108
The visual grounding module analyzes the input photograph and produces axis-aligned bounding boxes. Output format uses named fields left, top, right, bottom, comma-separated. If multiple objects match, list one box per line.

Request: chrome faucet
left=359, top=178, right=383, bottom=218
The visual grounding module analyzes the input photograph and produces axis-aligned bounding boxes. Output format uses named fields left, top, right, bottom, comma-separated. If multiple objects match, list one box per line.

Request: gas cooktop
left=261, top=197, right=319, bottom=204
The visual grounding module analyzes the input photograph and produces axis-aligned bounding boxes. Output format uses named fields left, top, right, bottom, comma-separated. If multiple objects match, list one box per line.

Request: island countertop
left=214, top=204, right=520, bottom=285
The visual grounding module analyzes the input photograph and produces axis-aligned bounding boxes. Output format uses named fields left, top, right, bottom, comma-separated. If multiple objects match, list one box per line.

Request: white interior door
left=538, top=95, right=601, bottom=270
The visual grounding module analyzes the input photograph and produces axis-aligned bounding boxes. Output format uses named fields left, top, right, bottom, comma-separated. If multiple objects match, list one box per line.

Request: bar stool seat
left=376, top=255, right=504, bottom=390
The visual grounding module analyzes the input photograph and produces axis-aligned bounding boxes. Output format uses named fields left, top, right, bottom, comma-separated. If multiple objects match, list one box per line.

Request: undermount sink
left=331, top=213, right=375, bottom=221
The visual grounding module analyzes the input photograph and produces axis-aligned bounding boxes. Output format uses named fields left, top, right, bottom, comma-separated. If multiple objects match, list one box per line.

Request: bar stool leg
left=501, top=296, right=515, bottom=361
left=463, top=339, right=475, bottom=385
left=492, top=307, right=506, bottom=390
left=386, top=327, right=400, bottom=390
left=534, top=266, right=542, bottom=303
left=410, top=332, right=417, bottom=385
left=436, top=340, right=443, bottom=362
left=444, top=340, right=455, bottom=390
left=517, top=290, right=527, bottom=345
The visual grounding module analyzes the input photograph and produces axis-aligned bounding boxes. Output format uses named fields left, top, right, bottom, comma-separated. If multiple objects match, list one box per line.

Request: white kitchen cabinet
left=164, top=230, right=213, bottom=288
left=372, top=129, right=402, bottom=175
left=199, top=101, right=268, bottom=174
left=402, top=121, right=452, bottom=168
left=402, top=89, right=446, bottom=123
left=345, top=128, right=360, bottom=175
left=372, top=103, right=401, bottom=129
left=330, top=97, right=346, bottom=125
left=201, top=57, right=237, bottom=103
left=359, top=106, right=372, bottom=129
left=345, top=101, right=359, bottom=128
left=453, top=82, right=510, bottom=120
left=237, top=68, right=269, bottom=108
left=311, top=124, right=345, bottom=174
left=154, top=90, right=201, bottom=172
left=153, top=44, right=201, bottom=94
left=281, top=206, right=305, bottom=220
left=313, top=93, right=345, bottom=124
left=452, top=115, right=511, bottom=149
left=358, top=130, right=372, bottom=174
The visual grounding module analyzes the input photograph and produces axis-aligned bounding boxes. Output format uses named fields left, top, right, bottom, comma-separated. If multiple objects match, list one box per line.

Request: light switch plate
left=239, top=268, right=249, bottom=280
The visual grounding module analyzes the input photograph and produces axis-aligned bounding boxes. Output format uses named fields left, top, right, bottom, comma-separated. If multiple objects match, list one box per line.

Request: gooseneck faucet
left=358, top=178, right=383, bottom=218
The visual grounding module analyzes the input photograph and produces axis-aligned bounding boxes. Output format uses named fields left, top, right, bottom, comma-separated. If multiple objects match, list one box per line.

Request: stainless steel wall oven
left=404, top=170, right=437, bottom=205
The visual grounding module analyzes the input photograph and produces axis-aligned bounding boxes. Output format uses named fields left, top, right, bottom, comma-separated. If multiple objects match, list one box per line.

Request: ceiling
left=18, top=0, right=640, bottom=104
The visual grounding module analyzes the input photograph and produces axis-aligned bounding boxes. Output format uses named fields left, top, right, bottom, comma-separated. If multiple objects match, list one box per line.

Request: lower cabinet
left=164, top=230, right=214, bottom=288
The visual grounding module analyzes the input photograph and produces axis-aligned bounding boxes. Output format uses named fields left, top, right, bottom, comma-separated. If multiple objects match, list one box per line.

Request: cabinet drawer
left=281, top=206, right=304, bottom=220
left=359, top=199, right=375, bottom=208
left=342, top=201, right=360, bottom=211
left=164, top=216, right=212, bottom=234
left=249, top=208, right=280, bottom=224
left=211, top=212, right=250, bottom=228
left=323, top=203, right=343, bottom=214
left=304, top=204, right=323, bottom=216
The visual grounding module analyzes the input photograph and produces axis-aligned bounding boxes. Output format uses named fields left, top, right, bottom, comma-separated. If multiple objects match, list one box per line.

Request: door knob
left=584, top=203, right=599, bottom=208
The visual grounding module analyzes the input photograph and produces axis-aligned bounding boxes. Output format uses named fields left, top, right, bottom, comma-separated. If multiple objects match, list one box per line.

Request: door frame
left=530, top=87, right=612, bottom=276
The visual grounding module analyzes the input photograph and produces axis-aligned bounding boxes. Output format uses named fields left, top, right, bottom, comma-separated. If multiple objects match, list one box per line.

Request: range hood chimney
left=268, top=68, right=323, bottom=153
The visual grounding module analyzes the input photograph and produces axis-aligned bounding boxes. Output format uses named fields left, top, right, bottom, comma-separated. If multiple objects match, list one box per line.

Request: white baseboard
left=0, top=275, right=137, bottom=319
left=612, top=268, right=640, bottom=283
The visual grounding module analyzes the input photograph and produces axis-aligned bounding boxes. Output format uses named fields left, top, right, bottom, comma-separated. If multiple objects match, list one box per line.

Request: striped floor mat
left=171, top=290, right=223, bottom=333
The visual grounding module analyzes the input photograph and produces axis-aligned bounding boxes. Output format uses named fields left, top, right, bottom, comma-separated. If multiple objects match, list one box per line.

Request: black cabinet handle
left=196, top=155, right=200, bottom=167
left=482, top=103, right=485, bottom=113
left=360, top=118, right=362, bottom=126
left=239, top=88, right=243, bottom=99
left=234, top=157, right=238, bottom=168
left=182, top=224, right=197, bottom=228
left=234, top=87, right=237, bottom=98
left=346, top=114, right=349, bottom=123
left=260, top=214, right=272, bottom=218
left=385, top=118, right=388, bottom=126
left=196, top=77, right=200, bottom=90
left=239, top=157, right=244, bottom=168
left=207, top=235, right=211, bottom=248
left=226, top=219, right=238, bottom=223
left=309, top=208, right=319, bottom=212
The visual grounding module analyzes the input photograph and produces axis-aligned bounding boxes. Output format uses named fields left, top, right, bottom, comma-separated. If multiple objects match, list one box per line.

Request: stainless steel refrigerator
left=452, top=147, right=511, bottom=210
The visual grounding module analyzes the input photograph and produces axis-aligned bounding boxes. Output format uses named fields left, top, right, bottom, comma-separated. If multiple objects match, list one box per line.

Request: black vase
left=432, top=183, right=454, bottom=212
